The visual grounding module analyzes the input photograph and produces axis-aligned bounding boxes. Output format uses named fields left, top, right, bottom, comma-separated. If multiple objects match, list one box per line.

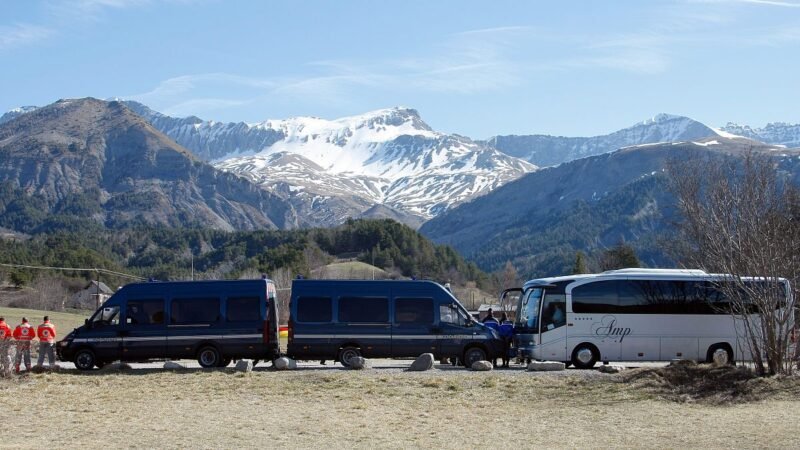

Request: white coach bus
left=505, top=269, right=790, bottom=368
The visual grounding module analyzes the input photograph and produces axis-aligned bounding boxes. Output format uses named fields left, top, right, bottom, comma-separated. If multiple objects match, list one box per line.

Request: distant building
left=70, top=281, right=114, bottom=309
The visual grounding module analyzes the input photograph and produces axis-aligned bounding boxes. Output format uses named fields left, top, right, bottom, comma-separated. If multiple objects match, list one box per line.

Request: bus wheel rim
left=576, top=348, right=593, bottom=364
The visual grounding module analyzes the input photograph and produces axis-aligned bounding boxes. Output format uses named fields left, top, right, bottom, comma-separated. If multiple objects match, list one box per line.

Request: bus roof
left=522, top=268, right=788, bottom=290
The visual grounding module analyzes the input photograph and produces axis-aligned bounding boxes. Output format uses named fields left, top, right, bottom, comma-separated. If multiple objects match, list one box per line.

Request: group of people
left=0, top=316, right=57, bottom=375
left=481, top=308, right=513, bottom=367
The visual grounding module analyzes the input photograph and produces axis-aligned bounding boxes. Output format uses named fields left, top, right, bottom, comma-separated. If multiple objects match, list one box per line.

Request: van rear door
left=264, top=281, right=280, bottom=358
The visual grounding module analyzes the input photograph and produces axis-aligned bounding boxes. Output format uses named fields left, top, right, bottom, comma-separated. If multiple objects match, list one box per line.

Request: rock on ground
left=669, top=359, right=697, bottom=367
left=408, top=353, right=435, bottom=372
left=235, top=359, right=253, bottom=373
left=471, top=361, right=493, bottom=371
left=348, top=357, right=372, bottom=370
left=597, top=364, right=624, bottom=374
left=163, top=361, right=185, bottom=370
left=273, top=357, right=293, bottom=370
left=527, top=361, right=566, bottom=372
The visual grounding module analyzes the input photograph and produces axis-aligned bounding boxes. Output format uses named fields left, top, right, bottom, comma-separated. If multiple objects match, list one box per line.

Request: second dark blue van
left=57, top=279, right=280, bottom=370
left=287, top=279, right=503, bottom=367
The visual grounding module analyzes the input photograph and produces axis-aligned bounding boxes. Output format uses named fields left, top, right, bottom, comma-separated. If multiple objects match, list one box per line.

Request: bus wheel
left=339, top=346, right=361, bottom=367
left=463, top=347, right=487, bottom=367
left=571, top=344, right=598, bottom=369
left=74, top=349, right=96, bottom=371
left=707, top=344, right=734, bottom=365
left=198, top=346, right=221, bottom=368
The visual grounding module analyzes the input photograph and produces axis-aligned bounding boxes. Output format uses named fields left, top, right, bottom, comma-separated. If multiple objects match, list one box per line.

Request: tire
left=338, top=346, right=361, bottom=367
left=217, top=357, right=232, bottom=368
left=707, top=344, right=734, bottom=365
left=74, top=349, right=96, bottom=371
left=463, top=347, right=487, bottom=367
left=197, top=346, right=221, bottom=368
left=571, top=344, right=599, bottom=369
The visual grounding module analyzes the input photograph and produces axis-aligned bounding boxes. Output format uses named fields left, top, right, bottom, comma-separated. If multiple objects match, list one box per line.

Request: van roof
left=292, top=279, right=445, bottom=288
left=122, top=278, right=274, bottom=289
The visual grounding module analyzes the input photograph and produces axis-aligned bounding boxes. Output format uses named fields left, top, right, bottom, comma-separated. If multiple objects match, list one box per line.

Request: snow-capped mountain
left=213, top=107, right=536, bottom=224
left=485, top=113, right=720, bottom=167
left=121, top=101, right=285, bottom=161
left=719, top=122, right=800, bottom=148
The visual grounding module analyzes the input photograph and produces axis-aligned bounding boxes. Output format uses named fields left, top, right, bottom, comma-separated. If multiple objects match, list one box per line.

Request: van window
left=92, top=305, right=120, bottom=327
left=296, top=296, right=332, bottom=322
left=126, top=299, right=165, bottom=325
left=338, top=297, right=389, bottom=323
left=227, top=297, right=261, bottom=322
left=171, top=298, right=220, bottom=324
left=394, top=298, right=434, bottom=324
left=439, top=304, right=469, bottom=326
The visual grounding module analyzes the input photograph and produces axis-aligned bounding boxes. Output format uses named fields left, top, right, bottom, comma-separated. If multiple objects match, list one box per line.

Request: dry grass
left=621, top=361, right=800, bottom=405
left=2, top=368, right=799, bottom=448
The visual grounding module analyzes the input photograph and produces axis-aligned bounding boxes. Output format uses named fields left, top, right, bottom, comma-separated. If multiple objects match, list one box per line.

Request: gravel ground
left=49, top=357, right=668, bottom=376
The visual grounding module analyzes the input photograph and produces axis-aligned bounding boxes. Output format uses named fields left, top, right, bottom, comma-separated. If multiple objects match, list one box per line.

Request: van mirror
left=84, top=318, right=89, bottom=327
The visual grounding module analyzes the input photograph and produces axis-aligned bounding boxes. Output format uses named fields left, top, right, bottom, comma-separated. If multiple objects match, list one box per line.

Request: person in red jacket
left=36, top=316, right=57, bottom=368
left=0, top=317, right=12, bottom=375
left=13, top=317, right=35, bottom=373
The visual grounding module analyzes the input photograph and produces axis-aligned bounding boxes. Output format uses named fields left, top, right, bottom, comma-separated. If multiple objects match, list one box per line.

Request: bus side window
left=541, top=295, right=566, bottom=330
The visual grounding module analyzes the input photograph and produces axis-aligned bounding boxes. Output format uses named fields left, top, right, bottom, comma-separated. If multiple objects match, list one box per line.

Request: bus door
left=538, top=293, right=568, bottom=361
left=122, top=299, right=167, bottom=361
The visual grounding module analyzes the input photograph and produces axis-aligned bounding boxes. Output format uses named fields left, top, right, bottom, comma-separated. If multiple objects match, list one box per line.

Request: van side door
left=391, top=297, right=436, bottom=357
left=121, top=298, right=167, bottom=361
left=335, top=294, right=391, bottom=358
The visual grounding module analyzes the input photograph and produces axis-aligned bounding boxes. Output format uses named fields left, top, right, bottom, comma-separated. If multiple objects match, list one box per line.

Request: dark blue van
left=287, top=279, right=503, bottom=367
left=57, top=279, right=280, bottom=370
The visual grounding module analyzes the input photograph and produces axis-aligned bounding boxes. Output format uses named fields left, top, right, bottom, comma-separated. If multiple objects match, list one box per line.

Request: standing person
left=0, top=317, right=12, bottom=375
left=36, top=316, right=57, bottom=368
left=498, top=313, right=514, bottom=368
left=13, top=317, right=35, bottom=373
left=482, top=308, right=499, bottom=325
left=482, top=309, right=500, bottom=366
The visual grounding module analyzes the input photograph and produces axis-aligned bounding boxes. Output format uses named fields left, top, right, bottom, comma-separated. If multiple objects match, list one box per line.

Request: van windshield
left=515, top=287, right=543, bottom=331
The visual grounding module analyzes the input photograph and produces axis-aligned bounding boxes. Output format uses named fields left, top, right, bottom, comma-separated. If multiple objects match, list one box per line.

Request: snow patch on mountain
left=719, top=122, right=800, bottom=148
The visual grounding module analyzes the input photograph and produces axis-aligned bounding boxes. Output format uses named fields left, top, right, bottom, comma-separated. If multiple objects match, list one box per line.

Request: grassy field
left=312, top=261, right=390, bottom=279
left=0, top=306, right=91, bottom=333
left=2, top=366, right=799, bottom=448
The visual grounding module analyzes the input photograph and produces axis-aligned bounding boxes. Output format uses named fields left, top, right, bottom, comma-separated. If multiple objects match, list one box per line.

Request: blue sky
left=2, top=0, right=799, bottom=138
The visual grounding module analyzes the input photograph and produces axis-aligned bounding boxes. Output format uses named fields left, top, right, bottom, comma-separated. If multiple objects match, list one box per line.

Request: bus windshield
left=516, top=287, right=543, bottom=330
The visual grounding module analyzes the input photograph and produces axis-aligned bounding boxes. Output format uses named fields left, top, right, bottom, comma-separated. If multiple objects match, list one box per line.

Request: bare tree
left=668, top=151, right=800, bottom=375
left=270, top=267, right=294, bottom=323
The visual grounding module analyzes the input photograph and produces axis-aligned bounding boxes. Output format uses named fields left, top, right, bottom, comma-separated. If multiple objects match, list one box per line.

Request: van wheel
left=463, top=347, right=487, bottom=367
left=339, top=346, right=361, bottom=367
left=571, top=344, right=598, bottom=369
left=198, top=346, right=220, bottom=368
left=74, top=349, right=96, bottom=371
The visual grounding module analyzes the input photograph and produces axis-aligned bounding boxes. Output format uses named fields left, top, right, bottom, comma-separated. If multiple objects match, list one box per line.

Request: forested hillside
left=0, top=218, right=491, bottom=292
